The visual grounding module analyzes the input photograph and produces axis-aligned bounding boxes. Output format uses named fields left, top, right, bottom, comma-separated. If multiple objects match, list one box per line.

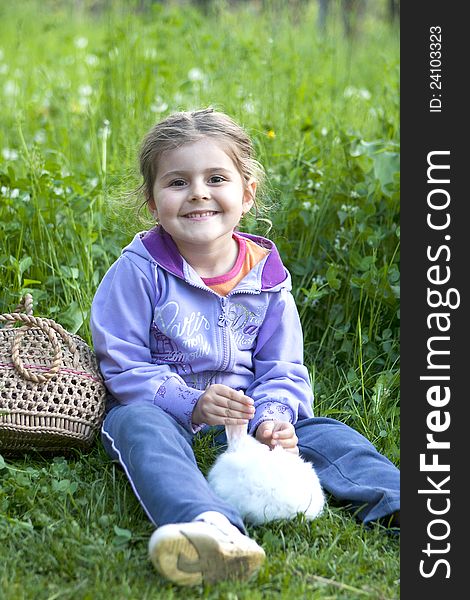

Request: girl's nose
left=190, top=180, right=210, bottom=200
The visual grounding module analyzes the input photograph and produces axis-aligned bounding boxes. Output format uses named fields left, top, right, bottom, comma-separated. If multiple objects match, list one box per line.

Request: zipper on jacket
left=162, top=269, right=264, bottom=373
left=218, top=297, right=231, bottom=371
left=218, top=288, right=264, bottom=371
left=217, top=296, right=230, bottom=327
left=227, top=287, right=261, bottom=298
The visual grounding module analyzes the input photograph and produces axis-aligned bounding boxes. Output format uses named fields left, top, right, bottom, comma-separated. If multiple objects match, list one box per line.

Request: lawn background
left=0, top=1, right=400, bottom=598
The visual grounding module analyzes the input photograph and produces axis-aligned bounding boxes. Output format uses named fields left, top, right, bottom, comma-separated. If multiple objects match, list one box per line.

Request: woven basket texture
left=0, top=302, right=107, bottom=453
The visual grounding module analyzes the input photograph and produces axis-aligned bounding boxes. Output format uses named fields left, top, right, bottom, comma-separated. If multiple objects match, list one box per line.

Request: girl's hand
left=255, top=420, right=299, bottom=454
left=192, top=385, right=255, bottom=426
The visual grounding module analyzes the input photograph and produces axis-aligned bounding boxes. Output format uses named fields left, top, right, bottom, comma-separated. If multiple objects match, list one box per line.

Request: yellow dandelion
left=267, top=129, right=276, bottom=139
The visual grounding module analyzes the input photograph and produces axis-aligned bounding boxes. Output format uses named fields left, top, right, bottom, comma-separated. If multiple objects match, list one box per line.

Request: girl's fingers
left=213, top=396, right=255, bottom=416
left=272, top=424, right=296, bottom=439
left=278, top=438, right=298, bottom=449
left=201, top=386, right=255, bottom=424
left=272, top=436, right=299, bottom=454
left=270, top=424, right=298, bottom=450
left=223, top=407, right=254, bottom=420
left=221, top=386, right=254, bottom=405
left=205, top=404, right=253, bottom=421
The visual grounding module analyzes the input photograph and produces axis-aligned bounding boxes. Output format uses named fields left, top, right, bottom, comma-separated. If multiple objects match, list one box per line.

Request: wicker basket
left=0, top=295, right=107, bottom=453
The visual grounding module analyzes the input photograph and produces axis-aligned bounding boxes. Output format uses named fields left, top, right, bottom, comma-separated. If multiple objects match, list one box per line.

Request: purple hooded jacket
left=90, top=226, right=314, bottom=434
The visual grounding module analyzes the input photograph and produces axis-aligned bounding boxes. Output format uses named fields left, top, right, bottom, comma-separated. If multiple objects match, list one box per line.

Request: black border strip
left=401, top=3, right=466, bottom=597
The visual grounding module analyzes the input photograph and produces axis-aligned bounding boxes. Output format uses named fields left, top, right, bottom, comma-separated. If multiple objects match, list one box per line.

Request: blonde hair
left=138, top=107, right=268, bottom=215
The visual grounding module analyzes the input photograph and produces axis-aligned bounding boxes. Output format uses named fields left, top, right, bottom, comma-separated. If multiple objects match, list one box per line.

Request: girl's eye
left=209, top=175, right=225, bottom=183
left=169, top=179, right=186, bottom=187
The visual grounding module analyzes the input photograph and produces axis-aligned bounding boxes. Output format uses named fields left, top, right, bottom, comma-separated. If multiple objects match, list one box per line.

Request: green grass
left=1, top=446, right=399, bottom=600
left=1, top=0, right=399, bottom=597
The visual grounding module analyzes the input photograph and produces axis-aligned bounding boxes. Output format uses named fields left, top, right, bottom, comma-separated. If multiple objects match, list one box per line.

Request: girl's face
left=149, top=137, right=256, bottom=256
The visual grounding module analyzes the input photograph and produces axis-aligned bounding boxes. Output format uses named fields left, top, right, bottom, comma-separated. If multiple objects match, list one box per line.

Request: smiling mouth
left=182, top=210, right=219, bottom=219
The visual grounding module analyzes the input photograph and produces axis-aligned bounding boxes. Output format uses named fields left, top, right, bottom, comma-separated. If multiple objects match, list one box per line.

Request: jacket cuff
left=153, top=376, right=204, bottom=434
left=248, top=401, right=295, bottom=435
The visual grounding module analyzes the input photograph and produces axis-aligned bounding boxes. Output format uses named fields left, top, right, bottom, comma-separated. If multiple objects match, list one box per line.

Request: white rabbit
left=207, top=423, right=325, bottom=525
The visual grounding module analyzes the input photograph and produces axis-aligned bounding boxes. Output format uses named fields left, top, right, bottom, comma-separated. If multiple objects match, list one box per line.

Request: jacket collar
left=140, top=226, right=287, bottom=291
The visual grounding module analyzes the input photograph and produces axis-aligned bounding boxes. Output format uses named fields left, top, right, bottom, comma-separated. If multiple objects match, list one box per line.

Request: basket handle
left=1, top=293, right=34, bottom=327
left=0, top=296, right=80, bottom=383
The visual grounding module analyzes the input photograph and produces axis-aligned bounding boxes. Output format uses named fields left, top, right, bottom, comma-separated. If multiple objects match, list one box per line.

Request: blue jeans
left=101, top=403, right=400, bottom=531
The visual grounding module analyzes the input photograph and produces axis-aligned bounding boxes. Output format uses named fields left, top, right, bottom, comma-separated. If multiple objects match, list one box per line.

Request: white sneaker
left=148, top=520, right=265, bottom=586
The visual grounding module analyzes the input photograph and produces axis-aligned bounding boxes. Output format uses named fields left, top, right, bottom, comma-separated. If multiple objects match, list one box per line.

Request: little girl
left=91, top=108, right=399, bottom=586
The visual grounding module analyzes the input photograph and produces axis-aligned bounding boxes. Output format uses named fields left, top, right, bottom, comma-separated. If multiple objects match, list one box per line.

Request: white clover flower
left=1, top=185, right=7, bottom=195
left=302, top=296, right=319, bottom=307
left=76, top=98, right=90, bottom=110
left=78, top=84, right=93, bottom=97
left=350, top=190, right=360, bottom=199
left=74, top=36, right=88, bottom=49
left=242, top=100, right=256, bottom=114
left=10, top=188, right=20, bottom=198
left=4, top=80, right=19, bottom=97
left=340, top=204, right=359, bottom=214
left=144, top=48, right=158, bottom=60
left=34, top=130, right=46, bottom=144
left=53, top=186, right=64, bottom=196
left=2, top=148, right=18, bottom=160
left=85, top=54, right=99, bottom=66
left=188, top=67, right=204, bottom=82
left=99, top=119, right=111, bottom=139
left=321, top=127, right=328, bottom=137
left=150, top=96, right=168, bottom=113
left=35, top=88, right=52, bottom=106
left=344, top=86, right=371, bottom=100
left=89, top=177, right=99, bottom=188
left=302, top=201, right=312, bottom=210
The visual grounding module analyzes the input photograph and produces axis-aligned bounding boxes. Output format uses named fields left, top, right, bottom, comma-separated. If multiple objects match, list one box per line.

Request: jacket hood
left=121, top=226, right=290, bottom=292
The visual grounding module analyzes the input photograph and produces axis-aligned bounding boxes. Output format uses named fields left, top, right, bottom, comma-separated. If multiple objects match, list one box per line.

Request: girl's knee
left=296, top=418, right=381, bottom=465
left=297, top=417, right=374, bottom=444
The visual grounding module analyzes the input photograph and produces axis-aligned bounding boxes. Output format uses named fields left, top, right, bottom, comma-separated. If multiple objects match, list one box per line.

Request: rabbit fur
left=207, top=424, right=325, bottom=525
